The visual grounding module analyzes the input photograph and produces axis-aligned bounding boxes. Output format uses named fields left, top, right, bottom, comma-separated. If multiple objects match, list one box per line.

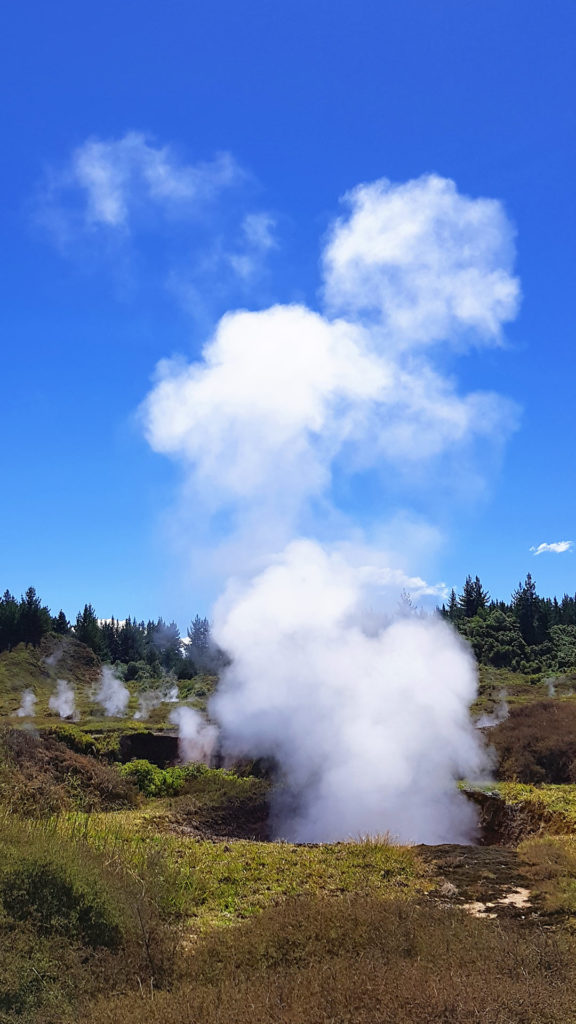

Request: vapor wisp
left=168, top=706, right=218, bottom=763
left=15, top=689, right=37, bottom=718
left=95, top=666, right=130, bottom=717
left=49, top=679, right=77, bottom=720
left=142, top=173, right=520, bottom=843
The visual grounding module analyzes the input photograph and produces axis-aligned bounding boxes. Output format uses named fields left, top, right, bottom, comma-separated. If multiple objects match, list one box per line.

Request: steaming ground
left=141, top=173, right=521, bottom=844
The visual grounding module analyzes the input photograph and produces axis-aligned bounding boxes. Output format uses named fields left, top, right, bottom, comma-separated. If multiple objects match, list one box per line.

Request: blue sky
left=1, top=0, right=575, bottom=627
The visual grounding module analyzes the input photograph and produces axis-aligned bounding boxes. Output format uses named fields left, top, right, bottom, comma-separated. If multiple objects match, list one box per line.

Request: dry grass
left=0, top=728, right=138, bottom=814
left=82, top=894, right=576, bottom=1024
left=490, top=700, right=576, bottom=782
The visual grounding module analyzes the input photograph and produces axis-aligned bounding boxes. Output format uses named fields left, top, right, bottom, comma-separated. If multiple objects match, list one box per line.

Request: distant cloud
left=37, top=133, right=279, bottom=307
left=42, top=131, right=242, bottom=233
left=530, top=541, right=574, bottom=555
left=226, top=213, right=278, bottom=279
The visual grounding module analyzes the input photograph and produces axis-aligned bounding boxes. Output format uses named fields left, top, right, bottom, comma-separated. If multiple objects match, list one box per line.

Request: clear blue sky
left=1, top=0, right=575, bottom=626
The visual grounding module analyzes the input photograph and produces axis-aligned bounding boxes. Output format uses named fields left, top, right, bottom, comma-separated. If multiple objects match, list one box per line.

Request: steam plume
left=49, top=679, right=77, bottom=720
left=15, top=689, right=37, bottom=718
left=168, top=706, right=218, bottom=764
left=95, top=666, right=130, bottom=717
left=142, top=173, right=520, bottom=842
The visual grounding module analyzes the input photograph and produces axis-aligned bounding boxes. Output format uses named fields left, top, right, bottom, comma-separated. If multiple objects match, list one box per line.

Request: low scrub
left=490, top=700, right=576, bottom=782
left=0, top=813, right=176, bottom=1022
left=0, top=728, right=138, bottom=814
left=82, top=894, right=576, bottom=1024
left=119, top=758, right=207, bottom=797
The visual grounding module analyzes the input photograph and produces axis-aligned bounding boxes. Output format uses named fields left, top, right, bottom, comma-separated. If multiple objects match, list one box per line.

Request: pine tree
left=458, top=576, right=477, bottom=618
left=472, top=576, right=490, bottom=613
left=512, top=573, right=538, bottom=645
left=446, top=588, right=459, bottom=621
left=75, top=604, right=103, bottom=655
left=0, top=591, right=19, bottom=652
left=52, top=609, right=70, bottom=634
left=19, top=587, right=51, bottom=646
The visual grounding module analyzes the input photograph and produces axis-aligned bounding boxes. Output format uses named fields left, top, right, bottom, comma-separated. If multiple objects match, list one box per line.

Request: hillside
left=3, top=633, right=576, bottom=1021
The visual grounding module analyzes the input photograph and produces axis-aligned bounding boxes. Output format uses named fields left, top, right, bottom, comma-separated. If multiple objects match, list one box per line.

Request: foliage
left=81, top=894, right=576, bottom=1024
left=440, top=572, right=576, bottom=672
left=490, top=701, right=576, bottom=783
left=0, top=728, right=138, bottom=814
left=119, top=758, right=203, bottom=797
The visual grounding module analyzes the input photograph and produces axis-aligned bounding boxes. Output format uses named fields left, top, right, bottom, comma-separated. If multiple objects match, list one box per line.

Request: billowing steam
left=49, top=679, right=77, bottom=720
left=211, top=541, right=485, bottom=842
left=168, top=706, right=218, bottom=763
left=142, top=174, right=520, bottom=842
left=95, top=665, right=130, bottom=717
left=15, top=689, right=37, bottom=718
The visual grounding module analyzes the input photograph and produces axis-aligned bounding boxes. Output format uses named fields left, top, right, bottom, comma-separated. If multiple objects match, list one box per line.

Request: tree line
left=440, top=573, right=576, bottom=672
left=0, top=588, right=217, bottom=679
left=3, top=574, right=576, bottom=679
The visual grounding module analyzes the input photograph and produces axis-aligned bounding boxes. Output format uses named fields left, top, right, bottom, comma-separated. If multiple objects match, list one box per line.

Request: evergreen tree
left=100, top=617, right=121, bottom=661
left=512, top=573, right=538, bottom=645
left=0, top=591, right=19, bottom=652
left=118, top=617, right=146, bottom=663
left=472, top=576, right=490, bottom=613
left=448, top=588, right=459, bottom=621
left=147, top=618, right=182, bottom=671
left=19, top=587, right=51, bottom=646
left=186, top=614, right=212, bottom=671
left=52, top=609, right=70, bottom=635
left=75, top=604, right=103, bottom=655
left=458, top=576, right=477, bottom=618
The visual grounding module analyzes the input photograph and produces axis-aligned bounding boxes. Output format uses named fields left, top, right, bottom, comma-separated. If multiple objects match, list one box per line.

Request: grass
left=79, top=895, right=576, bottom=1024
left=497, top=782, right=576, bottom=827
left=0, top=637, right=216, bottom=731
left=53, top=808, right=430, bottom=927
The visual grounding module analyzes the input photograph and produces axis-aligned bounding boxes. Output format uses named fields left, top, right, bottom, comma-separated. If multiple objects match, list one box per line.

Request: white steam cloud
left=95, top=666, right=130, bottom=717
left=142, top=173, right=520, bottom=842
left=212, top=542, right=485, bottom=842
left=48, top=679, right=77, bottom=720
left=168, top=706, right=218, bottom=764
left=15, top=689, right=37, bottom=718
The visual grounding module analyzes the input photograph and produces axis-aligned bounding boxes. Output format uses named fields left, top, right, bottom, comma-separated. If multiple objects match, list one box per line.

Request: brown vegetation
left=82, top=894, right=576, bottom=1024
left=490, top=700, right=576, bottom=783
left=0, top=728, right=137, bottom=814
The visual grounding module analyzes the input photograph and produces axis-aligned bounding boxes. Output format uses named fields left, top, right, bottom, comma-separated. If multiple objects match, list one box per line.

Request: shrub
left=120, top=759, right=187, bottom=797
left=119, top=758, right=211, bottom=797
left=80, top=894, right=576, bottom=1024
left=0, top=857, right=122, bottom=949
left=490, top=700, right=576, bottom=782
left=43, top=722, right=99, bottom=756
left=0, top=728, right=138, bottom=813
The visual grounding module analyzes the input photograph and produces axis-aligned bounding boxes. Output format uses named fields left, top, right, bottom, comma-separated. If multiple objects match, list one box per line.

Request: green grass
left=472, top=665, right=576, bottom=720
left=53, top=808, right=431, bottom=927
left=495, top=782, right=576, bottom=828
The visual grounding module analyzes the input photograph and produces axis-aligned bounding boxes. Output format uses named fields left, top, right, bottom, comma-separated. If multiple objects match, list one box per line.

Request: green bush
left=120, top=759, right=187, bottom=797
left=0, top=857, right=122, bottom=949
left=43, top=722, right=99, bottom=756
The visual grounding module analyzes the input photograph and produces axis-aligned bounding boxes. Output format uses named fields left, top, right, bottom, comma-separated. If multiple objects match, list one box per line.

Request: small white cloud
left=42, top=132, right=242, bottom=234
left=530, top=541, right=574, bottom=555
